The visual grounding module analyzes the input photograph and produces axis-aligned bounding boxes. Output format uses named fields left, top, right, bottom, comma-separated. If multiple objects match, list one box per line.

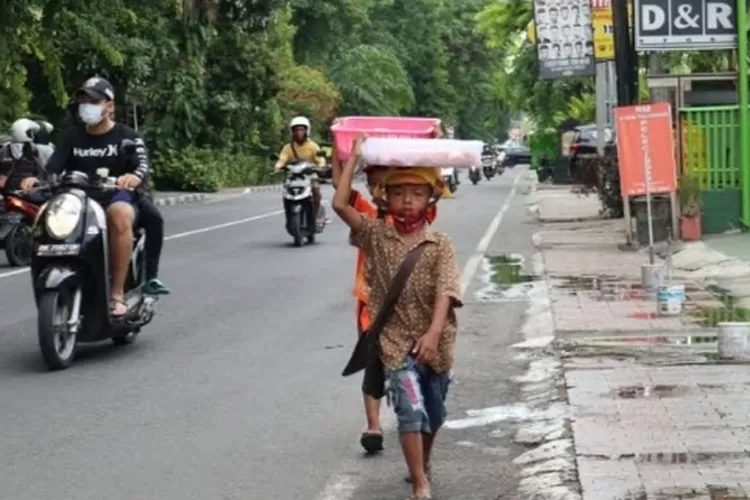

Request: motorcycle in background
left=441, top=167, right=458, bottom=194
left=481, top=153, right=495, bottom=180
left=272, top=151, right=327, bottom=247
left=468, top=164, right=481, bottom=185
left=495, top=149, right=506, bottom=175
left=0, top=187, right=47, bottom=266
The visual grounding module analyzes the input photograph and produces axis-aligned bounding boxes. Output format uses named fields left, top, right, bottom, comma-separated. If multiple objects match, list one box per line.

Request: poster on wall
left=533, top=0, right=597, bottom=79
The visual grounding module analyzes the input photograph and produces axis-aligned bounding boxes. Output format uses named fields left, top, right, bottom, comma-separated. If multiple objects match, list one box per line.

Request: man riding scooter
left=41, top=77, right=169, bottom=315
left=273, top=116, right=327, bottom=224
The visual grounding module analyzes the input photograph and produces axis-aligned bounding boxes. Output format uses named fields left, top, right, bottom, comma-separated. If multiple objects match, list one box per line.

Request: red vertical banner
left=615, top=103, right=678, bottom=197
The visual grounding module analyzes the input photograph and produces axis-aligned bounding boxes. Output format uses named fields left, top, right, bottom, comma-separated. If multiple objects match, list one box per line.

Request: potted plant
left=678, top=174, right=702, bottom=241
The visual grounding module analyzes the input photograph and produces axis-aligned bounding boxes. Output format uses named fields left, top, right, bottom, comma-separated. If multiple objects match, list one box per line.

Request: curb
left=153, top=183, right=282, bottom=208
left=154, top=193, right=206, bottom=207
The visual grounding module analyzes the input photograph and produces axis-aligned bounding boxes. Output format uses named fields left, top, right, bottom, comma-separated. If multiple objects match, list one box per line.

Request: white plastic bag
left=362, top=138, right=483, bottom=168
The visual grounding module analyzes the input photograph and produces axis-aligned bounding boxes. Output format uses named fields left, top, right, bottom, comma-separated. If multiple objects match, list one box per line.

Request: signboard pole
left=644, top=142, right=656, bottom=265
left=596, top=62, right=607, bottom=154
left=737, top=0, right=750, bottom=225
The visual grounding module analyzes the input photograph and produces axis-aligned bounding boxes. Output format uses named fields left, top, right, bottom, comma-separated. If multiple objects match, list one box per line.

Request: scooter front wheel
left=37, top=289, right=78, bottom=370
left=291, top=214, right=303, bottom=247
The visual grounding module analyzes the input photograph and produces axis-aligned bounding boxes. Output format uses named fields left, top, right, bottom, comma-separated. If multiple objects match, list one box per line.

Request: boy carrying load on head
left=332, top=148, right=439, bottom=454
left=333, top=136, right=461, bottom=500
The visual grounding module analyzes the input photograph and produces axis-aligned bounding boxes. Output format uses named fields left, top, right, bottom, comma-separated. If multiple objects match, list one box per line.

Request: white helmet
left=9, top=118, right=40, bottom=143
left=289, top=116, right=311, bottom=132
left=38, top=120, right=54, bottom=133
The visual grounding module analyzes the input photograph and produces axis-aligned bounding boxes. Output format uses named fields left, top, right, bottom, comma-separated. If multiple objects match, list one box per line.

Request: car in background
left=567, top=124, right=615, bottom=180
left=501, top=144, right=531, bottom=168
left=569, top=124, right=613, bottom=157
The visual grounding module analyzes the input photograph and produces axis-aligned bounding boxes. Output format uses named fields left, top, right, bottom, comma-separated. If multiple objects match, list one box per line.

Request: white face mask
left=78, top=103, right=105, bottom=125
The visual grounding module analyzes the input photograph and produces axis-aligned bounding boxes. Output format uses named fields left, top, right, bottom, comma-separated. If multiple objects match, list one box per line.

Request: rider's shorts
left=106, top=190, right=139, bottom=219
left=386, top=356, right=451, bottom=435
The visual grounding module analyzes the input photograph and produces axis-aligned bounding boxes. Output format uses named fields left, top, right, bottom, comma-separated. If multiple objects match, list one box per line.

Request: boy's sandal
left=404, top=464, right=431, bottom=484
left=407, top=495, right=432, bottom=500
left=360, top=431, right=384, bottom=453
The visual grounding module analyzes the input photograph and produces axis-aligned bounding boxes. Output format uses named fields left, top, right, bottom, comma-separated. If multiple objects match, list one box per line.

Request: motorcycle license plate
left=287, top=179, right=309, bottom=188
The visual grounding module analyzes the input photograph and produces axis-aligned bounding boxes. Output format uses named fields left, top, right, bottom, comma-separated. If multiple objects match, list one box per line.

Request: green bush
left=152, top=147, right=275, bottom=192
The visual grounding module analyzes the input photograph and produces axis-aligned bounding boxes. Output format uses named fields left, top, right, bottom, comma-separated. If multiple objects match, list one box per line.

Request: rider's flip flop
left=110, top=298, right=128, bottom=317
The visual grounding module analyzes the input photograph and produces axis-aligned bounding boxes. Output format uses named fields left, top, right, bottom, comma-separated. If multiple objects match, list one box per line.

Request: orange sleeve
left=350, top=189, right=377, bottom=218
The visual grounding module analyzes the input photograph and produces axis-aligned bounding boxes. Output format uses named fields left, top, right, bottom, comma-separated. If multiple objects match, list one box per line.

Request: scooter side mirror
left=269, top=153, right=279, bottom=161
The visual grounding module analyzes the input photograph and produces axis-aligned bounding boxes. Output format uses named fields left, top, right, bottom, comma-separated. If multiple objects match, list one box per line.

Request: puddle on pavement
left=571, top=333, right=717, bottom=347
left=619, top=485, right=748, bottom=500
left=610, top=384, right=690, bottom=399
left=551, top=274, right=707, bottom=303
left=474, top=254, right=540, bottom=302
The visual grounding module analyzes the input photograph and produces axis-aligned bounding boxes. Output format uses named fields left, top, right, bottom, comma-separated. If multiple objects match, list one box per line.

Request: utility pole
left=612, top=0, right=635, bottom=105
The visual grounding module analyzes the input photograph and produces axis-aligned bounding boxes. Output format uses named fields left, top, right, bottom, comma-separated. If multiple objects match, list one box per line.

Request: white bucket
left=641, top=263, right=665, bottom=293
left=657, top=284, right=685, bottom=316
left=718, top=322, right=750, bottom=360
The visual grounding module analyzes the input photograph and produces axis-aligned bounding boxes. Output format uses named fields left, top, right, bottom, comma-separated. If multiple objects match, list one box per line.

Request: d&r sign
left=635, top=0, right=743, bottom=51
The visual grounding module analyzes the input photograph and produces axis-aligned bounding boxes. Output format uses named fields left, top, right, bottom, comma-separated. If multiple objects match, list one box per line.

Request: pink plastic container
left=331, top=116, right=441, bottom=161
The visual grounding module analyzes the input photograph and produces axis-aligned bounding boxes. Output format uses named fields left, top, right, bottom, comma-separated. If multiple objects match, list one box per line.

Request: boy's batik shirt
left=351, top=216, right=462, bottom=373
left=349, top=189, right=438, bottom=332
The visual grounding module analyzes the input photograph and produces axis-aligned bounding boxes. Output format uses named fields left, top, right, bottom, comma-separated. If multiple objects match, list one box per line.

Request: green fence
left=680, top=105, right=740, bottom=190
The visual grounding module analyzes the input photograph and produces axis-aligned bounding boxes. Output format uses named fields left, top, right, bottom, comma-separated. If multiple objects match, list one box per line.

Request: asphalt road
left=0, top=167, right=537, bottom=500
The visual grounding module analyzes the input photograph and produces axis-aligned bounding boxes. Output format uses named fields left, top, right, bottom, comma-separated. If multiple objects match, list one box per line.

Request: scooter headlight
left=45, top=194, right=83, bottom=239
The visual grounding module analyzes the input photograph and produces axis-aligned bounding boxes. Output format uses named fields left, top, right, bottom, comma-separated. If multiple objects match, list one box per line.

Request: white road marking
left=459, top=170, right=523, bottom=297
left=163, top=210, right=284, bottom=241
left=0, top=197, right=339, bottom=280
left=0, top=267, right=31, bottom=279
left=0, top=208, right=288, bottom=280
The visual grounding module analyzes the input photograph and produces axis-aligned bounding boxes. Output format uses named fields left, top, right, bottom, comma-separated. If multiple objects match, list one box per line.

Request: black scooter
left=30, top=140, right=157, bottom=370
left=481, top=154, right=495, bottom=180
left=468, top=165, right=481, bottom=185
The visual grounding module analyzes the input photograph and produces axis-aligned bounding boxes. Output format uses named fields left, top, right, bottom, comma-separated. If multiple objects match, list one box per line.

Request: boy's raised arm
left=331, top=145, right=343, bottom=189
left=332, top=136, right=365, bottom=232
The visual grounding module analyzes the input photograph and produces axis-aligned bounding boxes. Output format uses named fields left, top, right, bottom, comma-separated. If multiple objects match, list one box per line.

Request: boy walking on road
left=332, top=152, right=438, bottom=454
left=333, top=136, right=461, bottom=500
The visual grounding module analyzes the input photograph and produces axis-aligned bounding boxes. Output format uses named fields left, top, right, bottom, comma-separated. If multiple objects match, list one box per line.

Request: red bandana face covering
left=391, top=211, right=427, bottom=234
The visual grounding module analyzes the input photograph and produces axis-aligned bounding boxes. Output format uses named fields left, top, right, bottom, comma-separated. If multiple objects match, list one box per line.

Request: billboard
left=533, top=0, right=597, bottom=79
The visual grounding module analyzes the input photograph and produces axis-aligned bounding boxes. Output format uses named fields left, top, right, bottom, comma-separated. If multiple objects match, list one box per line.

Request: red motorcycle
left=0, top=188, right=45, bottom=266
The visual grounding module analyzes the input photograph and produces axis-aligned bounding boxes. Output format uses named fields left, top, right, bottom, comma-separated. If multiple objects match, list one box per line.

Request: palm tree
left=327, top=44, right=415, bottom=116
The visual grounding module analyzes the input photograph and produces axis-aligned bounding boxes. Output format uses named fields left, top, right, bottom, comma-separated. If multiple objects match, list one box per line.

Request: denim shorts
left=386, top=356, right=451, bottom=435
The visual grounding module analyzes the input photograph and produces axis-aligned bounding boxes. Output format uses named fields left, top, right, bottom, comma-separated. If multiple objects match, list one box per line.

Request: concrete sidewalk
left=529, top=187, right=750, bottom=500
